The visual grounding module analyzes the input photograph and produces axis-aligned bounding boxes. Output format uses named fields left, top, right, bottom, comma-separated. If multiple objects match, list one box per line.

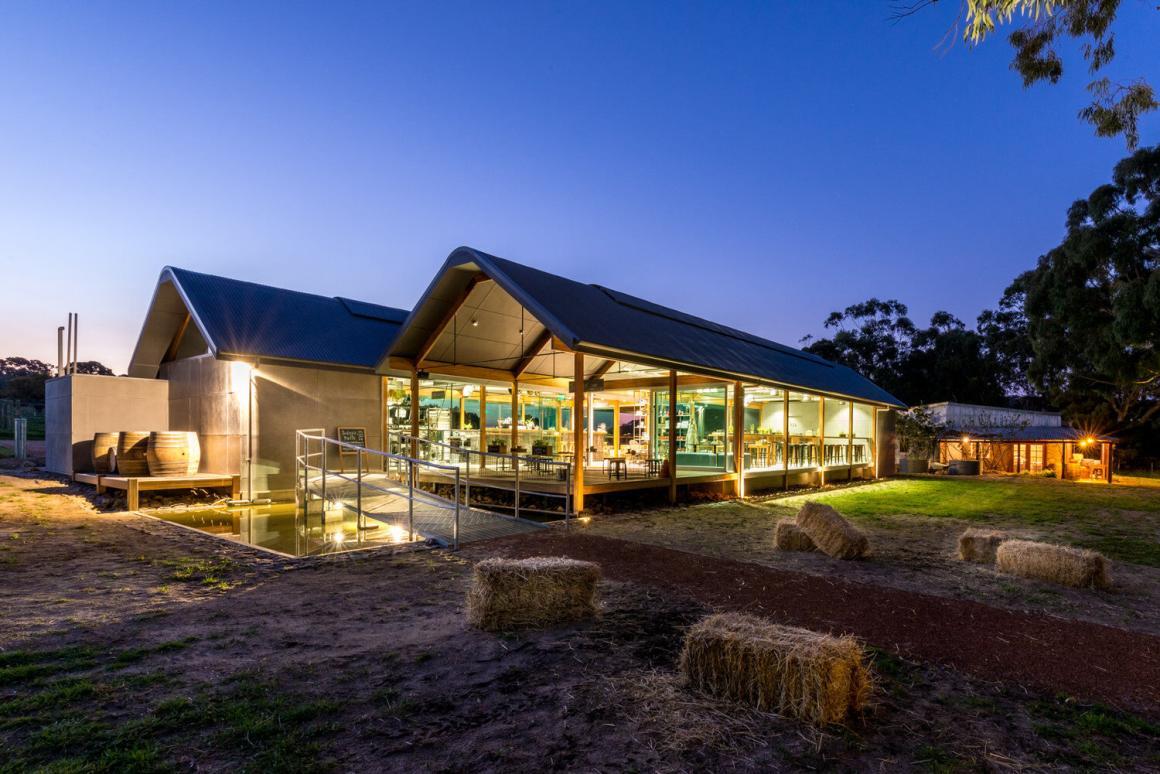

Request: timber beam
left=414, top=274, right=491, bottom=365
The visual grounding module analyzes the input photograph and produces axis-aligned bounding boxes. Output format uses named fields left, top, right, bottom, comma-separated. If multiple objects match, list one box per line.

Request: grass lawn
left=582, top=475, right=1160, bottom=635
left=778, top=475, right=1160, bottom=566
left=2, top=473, right=1158, bottom=771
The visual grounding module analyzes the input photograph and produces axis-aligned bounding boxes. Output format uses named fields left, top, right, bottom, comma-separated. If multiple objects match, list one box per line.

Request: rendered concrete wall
left=158, top=357, right=381, bottom=500
left=254, top=364, right=381, bottom=499
left=44, top=374, right=170, bottom=476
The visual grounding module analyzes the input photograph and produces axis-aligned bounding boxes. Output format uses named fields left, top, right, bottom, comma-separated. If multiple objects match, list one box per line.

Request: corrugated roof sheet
left=416, top=248, right=905, bottom=406
left=169, top=267, right=407, bottom=369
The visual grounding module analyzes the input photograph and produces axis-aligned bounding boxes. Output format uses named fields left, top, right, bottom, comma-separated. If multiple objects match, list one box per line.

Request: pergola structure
left=938, top=427, right=1116, bottom=483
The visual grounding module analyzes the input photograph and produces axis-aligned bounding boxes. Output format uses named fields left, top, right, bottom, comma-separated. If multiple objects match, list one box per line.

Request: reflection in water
left=144, top=502, right=415, bottom=557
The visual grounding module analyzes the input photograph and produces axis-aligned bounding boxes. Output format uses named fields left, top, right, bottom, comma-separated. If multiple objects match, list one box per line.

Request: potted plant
left=896, top=407, right=942, bottom=474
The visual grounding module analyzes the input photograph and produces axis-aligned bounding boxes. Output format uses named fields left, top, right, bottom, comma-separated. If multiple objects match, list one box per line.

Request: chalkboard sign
left=337, top=427, right=366, bottom=447
left=335, top=427, right=367, bottom=472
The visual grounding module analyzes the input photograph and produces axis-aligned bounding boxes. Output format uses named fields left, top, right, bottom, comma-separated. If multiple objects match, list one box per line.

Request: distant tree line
left=804, top=144, right=1159, bottom=459
left=0, top=357, right=113, bottom=405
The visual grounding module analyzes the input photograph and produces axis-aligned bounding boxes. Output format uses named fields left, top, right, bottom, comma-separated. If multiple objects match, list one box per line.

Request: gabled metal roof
left=127, top=267, right=409, bottom=377
left=387, top=247, right=906, bottom=407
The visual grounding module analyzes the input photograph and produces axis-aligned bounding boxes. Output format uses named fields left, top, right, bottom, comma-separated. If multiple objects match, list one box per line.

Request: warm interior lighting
left=462, top=384, right=474, bottom=397
left=961, top=434, right=970, bottom=445
left=471, top=318, right=478, bottom=327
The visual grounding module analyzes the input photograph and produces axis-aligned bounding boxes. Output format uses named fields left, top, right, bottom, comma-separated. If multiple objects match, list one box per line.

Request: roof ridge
left=167, top=266, right=406, bottom=315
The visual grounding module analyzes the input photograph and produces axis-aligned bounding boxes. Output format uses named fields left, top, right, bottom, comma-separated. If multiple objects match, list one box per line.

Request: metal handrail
left=387, top=430, right=572, bottom=521
left=388, top=430, right=572, bottom=472
left=295, top=429, right=464, bottom=548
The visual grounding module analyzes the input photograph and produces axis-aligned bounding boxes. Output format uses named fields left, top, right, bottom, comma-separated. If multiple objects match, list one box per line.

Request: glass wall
left=823, top=397, right=851, bottom=467
left=519, top=390, right=570, bottom=457
left=384, top=371, right=879, bottom=481
left=384, top=376, right=411, bottom=455
left=786, top=392, right=820, bottom=469
left=741, top=386, right=785, bottom=471
left=652, top=383, right=729, bottom=471
left=851, top=402, right=874, bottom=467
left=384, top=377, right=486, bottom=460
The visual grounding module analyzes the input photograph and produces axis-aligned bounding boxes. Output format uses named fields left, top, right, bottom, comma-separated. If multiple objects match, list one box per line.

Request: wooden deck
left=74, top=472, right=241, bottom=510
left=409, top=463, right=872, bottom=496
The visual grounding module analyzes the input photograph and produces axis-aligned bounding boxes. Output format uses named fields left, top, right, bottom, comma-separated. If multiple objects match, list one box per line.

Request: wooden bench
left=74, top=472, right=241, bottom=510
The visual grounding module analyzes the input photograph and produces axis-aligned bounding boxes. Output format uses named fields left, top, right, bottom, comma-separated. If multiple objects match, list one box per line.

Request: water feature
left=144, top=502, right=417, bottom=557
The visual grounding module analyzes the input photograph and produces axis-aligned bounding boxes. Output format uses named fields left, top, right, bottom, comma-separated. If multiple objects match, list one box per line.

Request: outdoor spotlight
left=1086, top=436, right=1095, bottom=445
left=961, top=434, right=970, bottom=445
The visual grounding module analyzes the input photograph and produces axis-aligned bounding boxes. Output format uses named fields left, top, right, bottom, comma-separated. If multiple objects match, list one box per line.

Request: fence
left=0, top=400, right=43, bottom=438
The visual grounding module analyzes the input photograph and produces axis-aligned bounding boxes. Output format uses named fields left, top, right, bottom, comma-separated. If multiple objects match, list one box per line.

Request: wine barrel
left=116, top=432, right=151, bottom=476
left=92, top=432, right=119, bottom=474
left=146, top=431, right=201, bottom=476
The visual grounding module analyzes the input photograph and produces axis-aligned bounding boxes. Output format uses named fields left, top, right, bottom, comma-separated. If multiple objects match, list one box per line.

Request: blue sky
left=2, top=1, right=1157, bottom=372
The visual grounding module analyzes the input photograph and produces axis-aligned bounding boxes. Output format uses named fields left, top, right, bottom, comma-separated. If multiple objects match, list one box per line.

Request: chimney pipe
left=57, top=326, right=65, bottom=376
left=66, top=314, right=73, bottom=376
left=72, top=314, right=78, bottom=374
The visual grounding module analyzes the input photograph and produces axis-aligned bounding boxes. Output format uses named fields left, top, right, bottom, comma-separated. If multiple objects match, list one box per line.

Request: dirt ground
left=579, top=484, right=1160, bottom=636
left=2, top=473, right=1159, bottom=772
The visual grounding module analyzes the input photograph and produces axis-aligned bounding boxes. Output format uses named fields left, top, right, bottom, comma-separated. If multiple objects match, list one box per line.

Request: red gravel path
left=475, top=531, right=1160, bottom=712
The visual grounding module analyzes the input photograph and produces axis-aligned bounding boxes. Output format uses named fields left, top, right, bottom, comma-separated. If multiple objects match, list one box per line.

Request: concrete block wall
left=44, top=375, right=170, bottom=476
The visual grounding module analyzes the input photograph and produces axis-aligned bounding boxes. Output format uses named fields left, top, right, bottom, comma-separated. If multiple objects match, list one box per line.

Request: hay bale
left=957, top=528, right=1006, bottom=563
left=995, top=540, right=1111, bottom=590
left=679, top=612, right=872, bottom=725
left=795, top=502, right=869, bottom=559
left=466, top=556, right=601, bottom=631
left=774, top=519, right=817, bottom=552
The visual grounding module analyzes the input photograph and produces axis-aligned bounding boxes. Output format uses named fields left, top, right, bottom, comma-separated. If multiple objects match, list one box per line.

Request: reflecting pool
left=144, top=502, right=416, bottom=557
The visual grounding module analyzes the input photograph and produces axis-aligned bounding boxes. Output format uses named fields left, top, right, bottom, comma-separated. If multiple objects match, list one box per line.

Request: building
left=916, top=401, right=1115, bottom=482
left=48, top=246, right=906, bottom=508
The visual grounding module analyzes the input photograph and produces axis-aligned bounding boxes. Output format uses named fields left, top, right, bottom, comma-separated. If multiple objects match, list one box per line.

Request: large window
left=786, top=392, right=820, bottom=469
left=852, top=402, right=874, bottom=467
left=651, top=383, right=729, bottom=470
left=741, top=386, right=785, bottom=471
left=516, top=390, right=571, bottom=457
left=823, top=397, right=850, bottom=467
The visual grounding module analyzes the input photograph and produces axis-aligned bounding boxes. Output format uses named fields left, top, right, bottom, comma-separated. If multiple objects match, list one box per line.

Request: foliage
left=968, top=0, right=1157, bottom=147
left=0, top=356, right=113, bottom=405
left=899, top=0, right=1157, bottom=147
left=896, top=406, right=943, bottom=460
left=1015, top=144, right=1160, bottom=432
left=802, top=301, right=1023, bottom=406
